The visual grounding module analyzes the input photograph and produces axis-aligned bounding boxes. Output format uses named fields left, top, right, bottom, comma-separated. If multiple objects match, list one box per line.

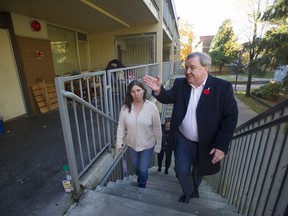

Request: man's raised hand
left=143, top=75, right=161, bottom=94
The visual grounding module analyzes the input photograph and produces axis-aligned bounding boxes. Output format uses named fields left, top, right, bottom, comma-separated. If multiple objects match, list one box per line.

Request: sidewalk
left=0, top=97, right=258, bottom=216
left=235, top=98, right=257, bottom=126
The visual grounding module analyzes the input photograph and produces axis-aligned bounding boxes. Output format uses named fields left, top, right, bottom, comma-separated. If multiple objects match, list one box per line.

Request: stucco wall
left=11, top=13, right=55, bottom=114
left=89, top=24, right=157, bottom=70
left=11, top=13, right=48, bottom=39
left=0, top=29, right=26, bottom=121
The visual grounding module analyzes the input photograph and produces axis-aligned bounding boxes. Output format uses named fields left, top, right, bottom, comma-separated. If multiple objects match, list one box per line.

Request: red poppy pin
left=203, top=87, right=210, bottom=95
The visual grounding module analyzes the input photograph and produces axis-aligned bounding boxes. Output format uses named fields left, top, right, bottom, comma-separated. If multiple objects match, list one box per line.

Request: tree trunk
left=246, top=71, right=252, bottom=97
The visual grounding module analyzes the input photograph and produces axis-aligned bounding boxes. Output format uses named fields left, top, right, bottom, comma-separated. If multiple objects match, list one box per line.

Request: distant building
left=274, top=65, right=288, bottom=82
left=193, top=35, right=214, bottom=53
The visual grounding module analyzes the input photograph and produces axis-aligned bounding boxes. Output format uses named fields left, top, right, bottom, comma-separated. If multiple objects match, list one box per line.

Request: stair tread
left=65, top=166, right=240, bottom=216
left=96, top=181, right=239, bottom=215
left=120, top=170, right=229, bottom=203
left=64, top=190, right=194, bottom=216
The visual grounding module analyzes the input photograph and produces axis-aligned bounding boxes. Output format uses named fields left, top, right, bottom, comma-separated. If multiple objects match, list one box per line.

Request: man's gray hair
left=186, top=52, right=212, bottom=67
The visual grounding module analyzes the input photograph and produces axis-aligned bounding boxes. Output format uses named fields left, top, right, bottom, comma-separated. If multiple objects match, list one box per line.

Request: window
left=48, top=25, right=90, bottom=76
left=115, top=34, right=156, bottom=65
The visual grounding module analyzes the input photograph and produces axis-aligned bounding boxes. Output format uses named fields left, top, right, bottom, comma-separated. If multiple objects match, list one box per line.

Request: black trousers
left=174, top=130, right=202, bottom=197
left=157, top=148, right=172, bottom=171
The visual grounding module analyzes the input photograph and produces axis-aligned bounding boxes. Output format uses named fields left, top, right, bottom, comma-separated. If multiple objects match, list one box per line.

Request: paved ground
left=0, top=110, right=73, bottom=216
left=0, top=88, right=258, bottom=216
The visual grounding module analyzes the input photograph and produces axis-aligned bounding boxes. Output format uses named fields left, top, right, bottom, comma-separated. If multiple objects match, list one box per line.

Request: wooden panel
left=16, top=36, right=55, bottom=113
left=30, top=80, right=58, bottom=113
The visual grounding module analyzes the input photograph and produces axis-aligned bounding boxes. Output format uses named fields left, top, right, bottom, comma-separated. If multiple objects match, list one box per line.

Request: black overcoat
left=153, top=75, right=238, bottom=176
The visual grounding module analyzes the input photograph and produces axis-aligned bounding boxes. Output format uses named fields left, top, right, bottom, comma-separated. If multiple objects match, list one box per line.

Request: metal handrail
left=98, top=145, right=132, bottom=186
left=236, top=99, right=288, bottom=131
left=55, top=61, right=181, bottom=197
left=61, top=90, right=117, bottom=123
left=205, top=98, right=288, bottom=216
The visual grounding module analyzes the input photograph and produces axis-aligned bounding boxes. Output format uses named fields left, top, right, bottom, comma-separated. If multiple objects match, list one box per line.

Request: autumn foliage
left=178, top=19, right=195, bottom=61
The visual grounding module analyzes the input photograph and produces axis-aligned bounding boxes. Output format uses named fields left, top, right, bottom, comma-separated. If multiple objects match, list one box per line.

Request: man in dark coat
left=144, top=52, right=238, bottom=203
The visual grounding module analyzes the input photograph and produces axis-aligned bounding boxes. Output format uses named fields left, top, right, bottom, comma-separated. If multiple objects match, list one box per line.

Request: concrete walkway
left=235, top=98, right=257, bottom=126
left=0, top=96, right=258, bottom=216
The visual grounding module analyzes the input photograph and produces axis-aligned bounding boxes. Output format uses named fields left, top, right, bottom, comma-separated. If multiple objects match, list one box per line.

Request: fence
left=55, top=61, right=180, bottom=196
left=205, top=99, right=288, bottom=216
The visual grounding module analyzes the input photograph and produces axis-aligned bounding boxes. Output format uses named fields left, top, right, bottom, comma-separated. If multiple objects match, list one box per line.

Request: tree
left=261, top=0, right=288, bottom=67
left=239, top=0, right=272, bottom=96
left=208, top=19, right=241, bottom=72
left=242, top=0, right=288, bottom=97
left=178, top=19, right=195, bottom=61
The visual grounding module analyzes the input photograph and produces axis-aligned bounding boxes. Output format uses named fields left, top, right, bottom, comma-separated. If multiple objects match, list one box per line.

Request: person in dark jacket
left=144, top=52, right=238, bottom=203
left=157, top=117, right=173, bottom=174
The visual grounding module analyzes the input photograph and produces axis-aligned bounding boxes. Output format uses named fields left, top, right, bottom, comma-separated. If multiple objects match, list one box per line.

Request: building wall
left=11, top=13, right=55, bottom=113
left=0, top=29, right=26, bottom=120
left=89, top=24, right=157, bottom=70
left=12, top=13, right=48, bottom=39
left=16, top=36, right=55, bottom=113
left=4, top=9, right=168, bottom=116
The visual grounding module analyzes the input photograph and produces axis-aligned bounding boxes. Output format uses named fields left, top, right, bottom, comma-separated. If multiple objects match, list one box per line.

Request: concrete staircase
left=64, top=167, right=240, bottom=216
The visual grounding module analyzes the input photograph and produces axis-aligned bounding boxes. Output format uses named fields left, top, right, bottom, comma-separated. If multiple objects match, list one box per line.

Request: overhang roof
left=0, top=0, right=158, bottom=32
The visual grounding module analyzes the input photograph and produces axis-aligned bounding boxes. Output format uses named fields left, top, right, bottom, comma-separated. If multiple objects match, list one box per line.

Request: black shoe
left=164, top=169, right=168, bottom=174
left=194, top=190, right=199, bottom=198
left=158, top=167, right=161, bottom=172
left=178, top=194, right=193, bottom=204
left=178, top=194, right=186, bottom=203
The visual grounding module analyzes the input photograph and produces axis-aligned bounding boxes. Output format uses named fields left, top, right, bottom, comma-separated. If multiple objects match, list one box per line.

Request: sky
left=174, top=0, right=245, bottom=38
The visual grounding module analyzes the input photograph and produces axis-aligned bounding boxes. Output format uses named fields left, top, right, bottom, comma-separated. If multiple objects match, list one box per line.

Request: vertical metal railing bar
left=92, top=75, right=101, bottom=150
left=114, top=71, right=120, bottom=118
left=238, top=130, right=261, bottom=213
left=216, top=131, right=234, bottom=193
left=253, top=125, right=279, bottom=216
left=81, top=99, right=91, bottom=163
left=235, top=130, right=258, bottom=208
left=97, top=76, right=105, bottom=150
left=55, top=77, right=81, bottom=195
left=272, top=164, right=288, bottom=216
left=97, top=116, right=103, bottom=150
left=232, top=134, right=249, bottom=204
left=103, top=73, right=111, bottom=150
left=241, top=130, right=262, bottom=214
left=256, top=123, right=282, bottom=216
left=86, top=77, right=97, bottom=156
left=224, top=137, right=240, bottom=199
left=77, top=78, right=92, bottom=162
left=262, top=125, right=284, bottom=215
left=244, top=129, right=267, bottom=215
left=264, top=126, right=287, bottom=215
left=247, top=127, right=272, bottom=215
left=234, top=134, right=255, bottom=209
left=71, top=88, right=85, bottom=170
left=223, top=137, right=239, bottom=198
left=218, top=141, right=232, bottom=195
left=93, top=76, right=102, bottom=151
left=228, top=134, right=247, bottom=204
left=110, top=73, right=117, bottom=119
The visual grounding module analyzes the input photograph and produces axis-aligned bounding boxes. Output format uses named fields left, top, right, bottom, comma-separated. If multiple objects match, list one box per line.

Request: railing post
left=55, top=77, right=81, bottom=197
left=104, top=70, right=114, bottom=151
